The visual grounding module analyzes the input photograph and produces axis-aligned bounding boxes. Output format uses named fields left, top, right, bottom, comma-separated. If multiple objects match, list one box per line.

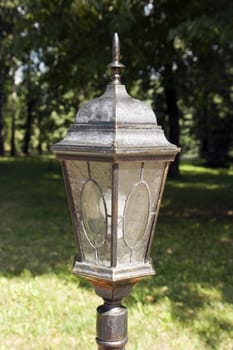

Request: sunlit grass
left=0, top=275, right=97, bottom=349
left=0, top=157, right=232, bottom=349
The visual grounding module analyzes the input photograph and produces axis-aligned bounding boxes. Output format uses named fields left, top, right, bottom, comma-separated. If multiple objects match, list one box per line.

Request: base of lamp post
left=89, top=278, right=149, bottom=349
left=96, top=301, right=128, bottom=350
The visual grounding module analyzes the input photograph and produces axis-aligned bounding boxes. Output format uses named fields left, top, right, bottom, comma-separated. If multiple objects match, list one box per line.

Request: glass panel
left=64, top=160, right=112, bottom=266
left=117, top=161, right=165, bottom=266
left=124, top=182, right=150, bottom=248
left=81, top=180, right=107, bottom=248
left=143, top=161, right=165, bottom=210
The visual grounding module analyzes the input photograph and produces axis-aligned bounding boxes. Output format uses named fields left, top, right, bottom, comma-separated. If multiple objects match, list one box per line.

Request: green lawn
left=0, top=157, right=232, bottom=350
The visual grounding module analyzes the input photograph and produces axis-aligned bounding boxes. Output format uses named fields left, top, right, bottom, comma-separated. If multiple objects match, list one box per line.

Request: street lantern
left=52, top=33, right=180, bottom=350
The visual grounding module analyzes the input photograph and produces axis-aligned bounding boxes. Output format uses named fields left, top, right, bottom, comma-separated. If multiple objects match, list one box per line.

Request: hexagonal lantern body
left=53, top=34, right=180, bottom=349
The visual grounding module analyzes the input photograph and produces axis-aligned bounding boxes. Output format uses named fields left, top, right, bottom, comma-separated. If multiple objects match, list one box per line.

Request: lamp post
left=52, top=33, right=180, bottom=350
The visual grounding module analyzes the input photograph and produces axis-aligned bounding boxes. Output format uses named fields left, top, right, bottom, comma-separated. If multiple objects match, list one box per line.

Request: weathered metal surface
left=72, top=259, right=155, bottom=282
left=52, top=32, right=179, bottom=159
left=96, top=303, right=128, bottom=350
left=52, top=82, right=178, bottom=158
left=108, top=32, right=125, bottom=85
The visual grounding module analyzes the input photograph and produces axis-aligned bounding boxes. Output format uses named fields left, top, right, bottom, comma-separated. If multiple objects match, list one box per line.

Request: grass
left=0, top=156, right=232, bottom=350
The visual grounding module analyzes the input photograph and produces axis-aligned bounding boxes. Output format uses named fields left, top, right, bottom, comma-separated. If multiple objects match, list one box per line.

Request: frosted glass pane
left=81, top=180, right=107, bottom=248
left=117, top=161, right=165, bottom=266
left=64, top=160, right=112, bottom=266
left=143, top=161, right=165, bottom=208
left=124, top=182, right=150, bottom=248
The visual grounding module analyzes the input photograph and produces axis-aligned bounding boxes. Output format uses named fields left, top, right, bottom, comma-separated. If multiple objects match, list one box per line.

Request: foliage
left=0, top=156, right=232, bottom=349
left=0, top=1, right=232, bottom=168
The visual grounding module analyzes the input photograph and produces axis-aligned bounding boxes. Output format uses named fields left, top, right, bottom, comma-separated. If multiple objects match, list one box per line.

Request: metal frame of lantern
left=53, top=33, right=180, bottom=350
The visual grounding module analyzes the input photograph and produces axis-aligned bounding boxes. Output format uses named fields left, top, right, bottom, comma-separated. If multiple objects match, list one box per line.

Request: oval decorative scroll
left=81, top=180, right=107, bottom=248
left=124, top=182, right=150, bottom=249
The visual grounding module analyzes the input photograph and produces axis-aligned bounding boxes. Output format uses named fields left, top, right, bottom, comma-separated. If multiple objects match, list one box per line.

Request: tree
left=0, top=1, right=19, bottom=155
left=1, top=0, right=232, bottom=168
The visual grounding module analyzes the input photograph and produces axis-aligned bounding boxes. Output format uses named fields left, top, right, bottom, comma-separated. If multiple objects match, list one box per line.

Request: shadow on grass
left=126, top=218, right=233, bottom=349
left=0, top=157, right=232, bottom=348
left=0, top=157, right=93, bottom=290
left=126, top=163, right=233, bottom=349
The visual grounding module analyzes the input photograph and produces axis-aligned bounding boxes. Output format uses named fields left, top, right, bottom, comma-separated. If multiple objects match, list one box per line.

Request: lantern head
left=52, top=33, right=180, bottom=288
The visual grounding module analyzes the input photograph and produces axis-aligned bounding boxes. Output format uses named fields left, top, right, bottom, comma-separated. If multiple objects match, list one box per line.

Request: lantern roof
left=52, top=33, right=180, bottom=161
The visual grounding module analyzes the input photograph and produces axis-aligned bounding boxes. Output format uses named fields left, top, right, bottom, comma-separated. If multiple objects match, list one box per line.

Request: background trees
left=0, top=0, right=232, bottom=174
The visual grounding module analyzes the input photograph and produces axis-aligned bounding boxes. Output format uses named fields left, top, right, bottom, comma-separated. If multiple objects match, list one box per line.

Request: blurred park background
left=0, top=1, right=233, bottom=349
left=0, top=0, right=233, bottom=169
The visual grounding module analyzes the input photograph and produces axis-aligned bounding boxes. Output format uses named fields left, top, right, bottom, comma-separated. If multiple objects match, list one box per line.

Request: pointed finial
left=112, top=32, right=120, bottom=63
left=108, top=32, right=124, bottom=84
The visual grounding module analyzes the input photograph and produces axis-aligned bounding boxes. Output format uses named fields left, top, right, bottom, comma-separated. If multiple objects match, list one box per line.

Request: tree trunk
left=37, top=111, right=42, bottom=155
left=164, top=66, right=180, bottom=178
left=37, top=139, right=42, bottom=155
left=22, top=97, right=34, bottom=155
left=10, top=85, right=17, bottom=156
left=10, top=113, right=16, bottom=156
left=0, top=73, right=5, bottom=156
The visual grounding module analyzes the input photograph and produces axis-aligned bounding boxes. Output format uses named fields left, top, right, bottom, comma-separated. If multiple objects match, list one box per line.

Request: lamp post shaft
left=96, top=301, right=128, bottom=350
